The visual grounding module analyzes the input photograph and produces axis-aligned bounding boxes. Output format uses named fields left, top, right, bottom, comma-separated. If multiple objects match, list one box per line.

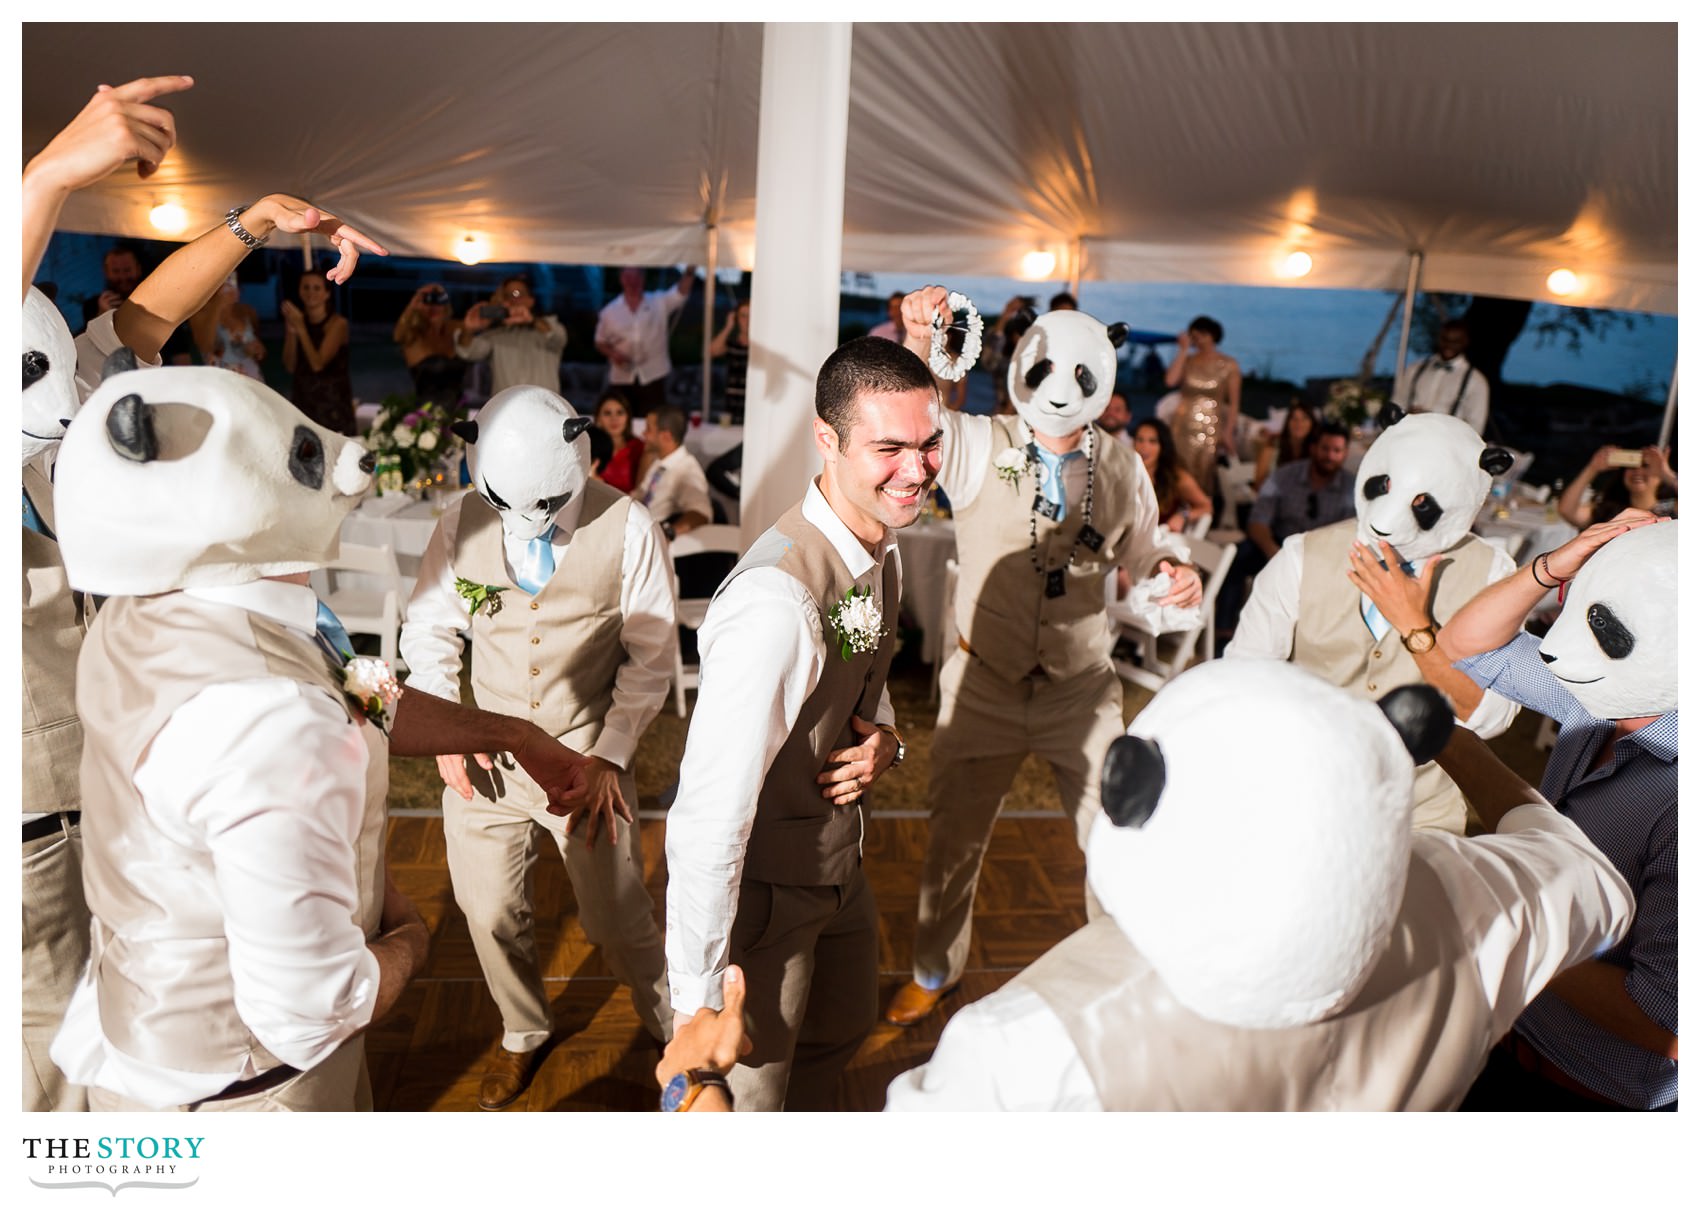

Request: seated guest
left=1097, top=391, right=1133, bottom=447
left=1557, top=444, right=1677, bottom=527
left=593, top=389, right=645, bottom=493
left=1443, top=516, right=1677, bottom=1111
left=1253, top=399, right=1318, bottom=491
left=1131, top=418, right=1211, bottom=533
left=886, top=663, right=1632, bottom=1110
left=48, top=365, right=590, bottom=1112
left=633, top=406, right=713, bottom=538
left=1214, top=420, right=1353, bottom=637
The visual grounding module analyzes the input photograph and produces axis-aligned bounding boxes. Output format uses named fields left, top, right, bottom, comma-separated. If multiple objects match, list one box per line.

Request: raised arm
left=281, top=306, right=347, bottom=373
left=1557, top=446, right=1613, bottom=528
left=1164, top=333, right=1190, bottom=388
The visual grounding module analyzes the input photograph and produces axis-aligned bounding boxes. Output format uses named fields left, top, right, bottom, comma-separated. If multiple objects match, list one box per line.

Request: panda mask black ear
left=1376, top=685, right=1452, bottom=765
left=562, top=417, right=593, bottom=444
left=1106, top=322, right=1130, bottom=350
left=451, top=420, right=479, bottom=445
left=105, top=393, right=158, bottom=463
left=1479, top=447, right=1515, bottom=476
left=1100, top=734, right=1166, bottom=829
left=1379, top=403, right=1406, bottom=427
left=102, top=346, right=140, bottom=381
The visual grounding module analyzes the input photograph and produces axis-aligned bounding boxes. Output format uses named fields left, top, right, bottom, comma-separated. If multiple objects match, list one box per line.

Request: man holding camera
left=456, top=276, right=567, bottom=396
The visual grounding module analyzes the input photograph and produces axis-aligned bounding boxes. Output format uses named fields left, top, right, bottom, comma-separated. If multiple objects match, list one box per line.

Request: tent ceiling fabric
left=24, top=22, right=1674, bottom=311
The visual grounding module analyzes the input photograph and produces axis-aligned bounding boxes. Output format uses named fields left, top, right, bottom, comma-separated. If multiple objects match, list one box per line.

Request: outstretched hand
left=255, top=194, right=389, bottom=283
left=1545, top=509, right=1663, bottom=581
left=899, top=285, right=952, bottom=360
left=26, top=75, right=194, bottom=193
left=1346, top=541, right=1437, bottom=636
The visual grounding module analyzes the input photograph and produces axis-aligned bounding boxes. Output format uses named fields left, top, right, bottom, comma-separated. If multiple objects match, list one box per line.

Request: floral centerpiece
left=1322, top=378, right=1388, bottom=430
left=364, top=394, right=464, bottom=493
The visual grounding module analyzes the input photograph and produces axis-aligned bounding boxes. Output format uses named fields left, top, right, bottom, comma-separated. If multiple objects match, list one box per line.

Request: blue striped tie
left=1028, top=443, right=1082, bottom=520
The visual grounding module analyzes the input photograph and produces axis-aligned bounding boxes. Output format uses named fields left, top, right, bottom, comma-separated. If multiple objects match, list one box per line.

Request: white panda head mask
left=1537, top=520, right=1677, bottom=720
left=23, top=286, right=82, bottom=466
left=54, top=366, right=374, bottom=595
left=453, top=386, right=593, bottom=543
left=1089, top=660, right=1454, bottom=1029
left=1353, top=410, right=1514, bottom=561
left=1007, top=308, right=1130, bottom=439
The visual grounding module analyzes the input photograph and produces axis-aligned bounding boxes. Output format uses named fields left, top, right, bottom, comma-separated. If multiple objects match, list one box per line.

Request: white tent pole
left=702, top=223, right=718, bottom=422
left=1391, top=250, right=1422, bottom=400
left=1658, top=365, right=1677, bottom=450
left=300, top=231, right=312, bottom=270
left=739, top=22, right=853, bottom=545
left=1069, top=236, right=1083, bottom=297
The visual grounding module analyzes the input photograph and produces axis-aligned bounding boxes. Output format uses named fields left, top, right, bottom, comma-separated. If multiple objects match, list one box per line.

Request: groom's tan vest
left=952, top=416, right=1145, bottom=682
left=450, top=482, right=629, bottom=751
left=1018, top=849, right=1495, bottom=1110
left=710, top=500, right=898, bottom=886
left=1292, top=520, right=1502, bottom=834
left=22, top=463, right=86, bottom=814
left=76, top=592, right=388, bottom=1077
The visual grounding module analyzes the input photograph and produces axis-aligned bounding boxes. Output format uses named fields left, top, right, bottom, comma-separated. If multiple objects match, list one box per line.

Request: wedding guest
left=282, top=268, right=355, bottom=436
left=193, top=273, right=265, bottom=380
left=1132, top=418, right=1212, bottom=533
left=1048, top=291, right=1078, bottom=311
left=393, top=282, right=467, bottom=409
left=1253, top=399, right=1318, bottom=491
left=456, top=275, right=567, bottom=396
left=633, top=406, right=713, bottom=539
left=867, top=291, right=903, bottom=341
left=1164, top=315, right=1241, bottom=499
left=708, top=299, right=751, bottom=421
left=1393, top=321, right=1489, bottom=436
left=1556, top=444, right=1677, bottom=527
left=1098, top=392, right=1134, bottom=446
left=595, top=265, right=696, bottom=414
left=593, top=390, right=645, bottom=493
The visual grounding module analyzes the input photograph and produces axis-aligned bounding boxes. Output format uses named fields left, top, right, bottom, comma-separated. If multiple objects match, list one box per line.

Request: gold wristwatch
left=1401, top=623, right=1438, bottom=654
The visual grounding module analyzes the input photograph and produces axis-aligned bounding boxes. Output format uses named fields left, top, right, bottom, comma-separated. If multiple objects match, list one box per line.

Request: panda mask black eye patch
left=1586, top=602, right=1635, bottom=659
left=1411, top=493, right=1444, bottom=531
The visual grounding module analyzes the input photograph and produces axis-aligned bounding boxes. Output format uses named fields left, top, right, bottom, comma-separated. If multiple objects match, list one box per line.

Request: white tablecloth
left=895, top=519, right=957, bottom=664
left=1472, top=498, right=1577, bottom=564
left=332, top=489, right=468, bottom=603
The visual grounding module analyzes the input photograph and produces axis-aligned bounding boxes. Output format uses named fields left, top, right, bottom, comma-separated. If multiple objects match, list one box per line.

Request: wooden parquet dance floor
left=373, top=807, right=1086, bottom=1112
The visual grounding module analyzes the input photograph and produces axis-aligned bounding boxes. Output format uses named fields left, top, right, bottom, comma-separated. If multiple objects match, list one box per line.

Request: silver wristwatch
left=225, top=205, right=268, bottom=250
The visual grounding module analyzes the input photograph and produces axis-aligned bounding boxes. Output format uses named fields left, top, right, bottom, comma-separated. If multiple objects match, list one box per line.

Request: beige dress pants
left=22, top=816, right=89, bottom=1112
left=88, top=1035, right=366, bottom=1112
left=727, top=867, right=879, bottom=1112
left=443, top=751, right=671, bottom=1052
left=911, top=649, right=1123, bottom=989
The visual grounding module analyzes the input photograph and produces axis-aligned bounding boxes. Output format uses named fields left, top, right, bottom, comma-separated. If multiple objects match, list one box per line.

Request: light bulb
left=149, top=202, right=189, bottom=235
left=1276, top=250, right=1313, bottom=279
left=456, top=233, right=490, bottom=265
left=1546, top=268, right=1578, bottom=296
left=1019, top=249, right=1057, bottom=280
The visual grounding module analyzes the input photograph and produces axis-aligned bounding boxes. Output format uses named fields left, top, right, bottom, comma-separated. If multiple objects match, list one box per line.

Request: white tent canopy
left=23, top=22, right=1676, bottom=312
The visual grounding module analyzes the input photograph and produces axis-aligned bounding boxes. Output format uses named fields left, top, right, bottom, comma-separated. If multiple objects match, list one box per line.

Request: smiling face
left=1353, top=414, right=1493, bottom=561
left=1537, top=521, right=1676, bottom=720
left=1007, top=310, right=1125, bottom=439
left=595, top=396, right=630, bottom=441
left=815, top=386, right=942, bottom=542
left=1132, top=420, right=1162, bottom=471
left=298, top=273, right=330, bottom=310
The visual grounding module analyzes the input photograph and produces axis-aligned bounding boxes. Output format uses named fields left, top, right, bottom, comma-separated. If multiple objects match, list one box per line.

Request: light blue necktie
left=315, top=599, right=356, bottom=663
left=22, top=488, right=49, bottom=537
left=1027, top=443, right=1083, bottom=520
left=1361, top=555, right=1417, bottom=640
left=513, top=529, right=557, bottom=596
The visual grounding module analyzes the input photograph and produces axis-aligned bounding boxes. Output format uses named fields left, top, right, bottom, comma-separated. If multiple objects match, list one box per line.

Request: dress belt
left=192, top=1063, right=302, bottom=1106
left=22, top=811, right=80, bottom=843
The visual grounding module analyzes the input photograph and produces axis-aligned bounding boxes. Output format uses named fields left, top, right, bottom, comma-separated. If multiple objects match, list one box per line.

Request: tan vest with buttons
left=1019, top=849, right=1496, bottom=1109
left=76, top=591, right=389, bottom=1077
left=450, top=481, right=629, bottom=752
left=22, top=462, right=87, bottom=815
left=710, top=498, right=898, bottom=886
left=1292, top=519, right=1501, bottom=834
left=952, top=417, right=1142, bottom=683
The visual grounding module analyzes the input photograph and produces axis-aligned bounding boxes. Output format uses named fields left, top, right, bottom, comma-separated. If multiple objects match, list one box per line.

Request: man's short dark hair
left=105, top=243, right=142, bottom=264
left=1314, top=421, right=1350, bottom=444
left=648, top=406, right=687, bottom=446
left=1049, top=291, right=1078, bottom=311
left=816, top=336, right=935, bottom=451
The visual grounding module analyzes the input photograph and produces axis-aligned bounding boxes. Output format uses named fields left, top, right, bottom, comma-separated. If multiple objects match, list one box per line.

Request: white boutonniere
left=343, top=656, right=402, bottom=733
left=994, top=445, right=1031, bottom=489
left=455, top=576, right=504, bottom=617
left=827, top=585, right=887, bottom=661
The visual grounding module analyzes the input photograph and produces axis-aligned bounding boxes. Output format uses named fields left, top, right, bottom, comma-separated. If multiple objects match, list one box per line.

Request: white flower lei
left=928, top=291, right=983, bottom=382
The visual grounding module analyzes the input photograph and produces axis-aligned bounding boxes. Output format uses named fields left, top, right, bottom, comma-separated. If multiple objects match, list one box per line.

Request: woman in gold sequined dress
left=1164, top=315, right=1241, bottom=498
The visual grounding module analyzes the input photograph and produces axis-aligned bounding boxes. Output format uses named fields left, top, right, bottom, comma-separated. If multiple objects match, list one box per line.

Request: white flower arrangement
left=392, top=425, right=417, bottom=449
left=343, top=655, right=402, bottom=732
left=417, top=429, right=439, bottom=452
left=928, top=291, right=984, bottom=382
left=827, top=585, right=887, bottom=661
left=1323, top=379, right=1388, bottom=429
left=994, top=445, right=1031, bottom=489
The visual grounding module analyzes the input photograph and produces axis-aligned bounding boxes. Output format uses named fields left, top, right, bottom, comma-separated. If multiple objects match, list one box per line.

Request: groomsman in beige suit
left=665, top=336, right=942, bottom=1111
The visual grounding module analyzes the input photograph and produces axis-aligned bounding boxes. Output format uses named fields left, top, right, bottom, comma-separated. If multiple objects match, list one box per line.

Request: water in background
left=860, top=273, right=1676, bottom=402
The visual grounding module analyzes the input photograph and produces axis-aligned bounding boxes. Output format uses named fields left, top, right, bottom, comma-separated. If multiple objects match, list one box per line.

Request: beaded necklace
left=1024, top=421, right=1104, bottom=598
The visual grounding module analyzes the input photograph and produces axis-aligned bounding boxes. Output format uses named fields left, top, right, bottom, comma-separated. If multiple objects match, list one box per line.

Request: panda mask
left=54, top=365, right=373, bottom=596
left=1538, top=520, right=1677, bottom=721
left=1007, top=309, right=1130, bottom=440
left=452, top=386, right=594, bottom=543
left=1354, top=411, right=1514, bottom=561
left=22, top=286, right=82, bottom=466
left=1090, top=660, right=1454, bottom=1030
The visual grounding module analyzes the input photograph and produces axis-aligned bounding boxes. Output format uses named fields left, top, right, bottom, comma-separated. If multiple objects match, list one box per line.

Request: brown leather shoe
left=478, top=1046, right=543, bottom=1110
left=883, top=980, right=959, bottom=1027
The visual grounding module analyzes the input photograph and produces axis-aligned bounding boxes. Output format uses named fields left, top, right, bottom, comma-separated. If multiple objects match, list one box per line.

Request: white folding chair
left=1185, top=512, right=1214, bottom=540
left=668, top=524, right=745, bottom=716
left=930, top=558, right=960, bottom=706
left=317, top=542, right=403, bottom=668
left=1107, top=537, right=1232, bottom=693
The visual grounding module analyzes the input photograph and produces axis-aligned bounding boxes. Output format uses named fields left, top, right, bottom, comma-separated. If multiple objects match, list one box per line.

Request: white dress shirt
left=399, top=491, right=675, bottom=770
left=595, top=288, right=687, bottom=386
left=664, top=480, right=897, bottom=1017
left=51, top=579, right=379, bottom=1106
left=1394, top=354, right=1490, bottom=436
left=1225, top=533, right=1519, bottom=736
left=935, top=410, right=1190, bottom=572
left=636, top=443, right=713, bottom=526
left=885, top=804, right=1634, bottom=1111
